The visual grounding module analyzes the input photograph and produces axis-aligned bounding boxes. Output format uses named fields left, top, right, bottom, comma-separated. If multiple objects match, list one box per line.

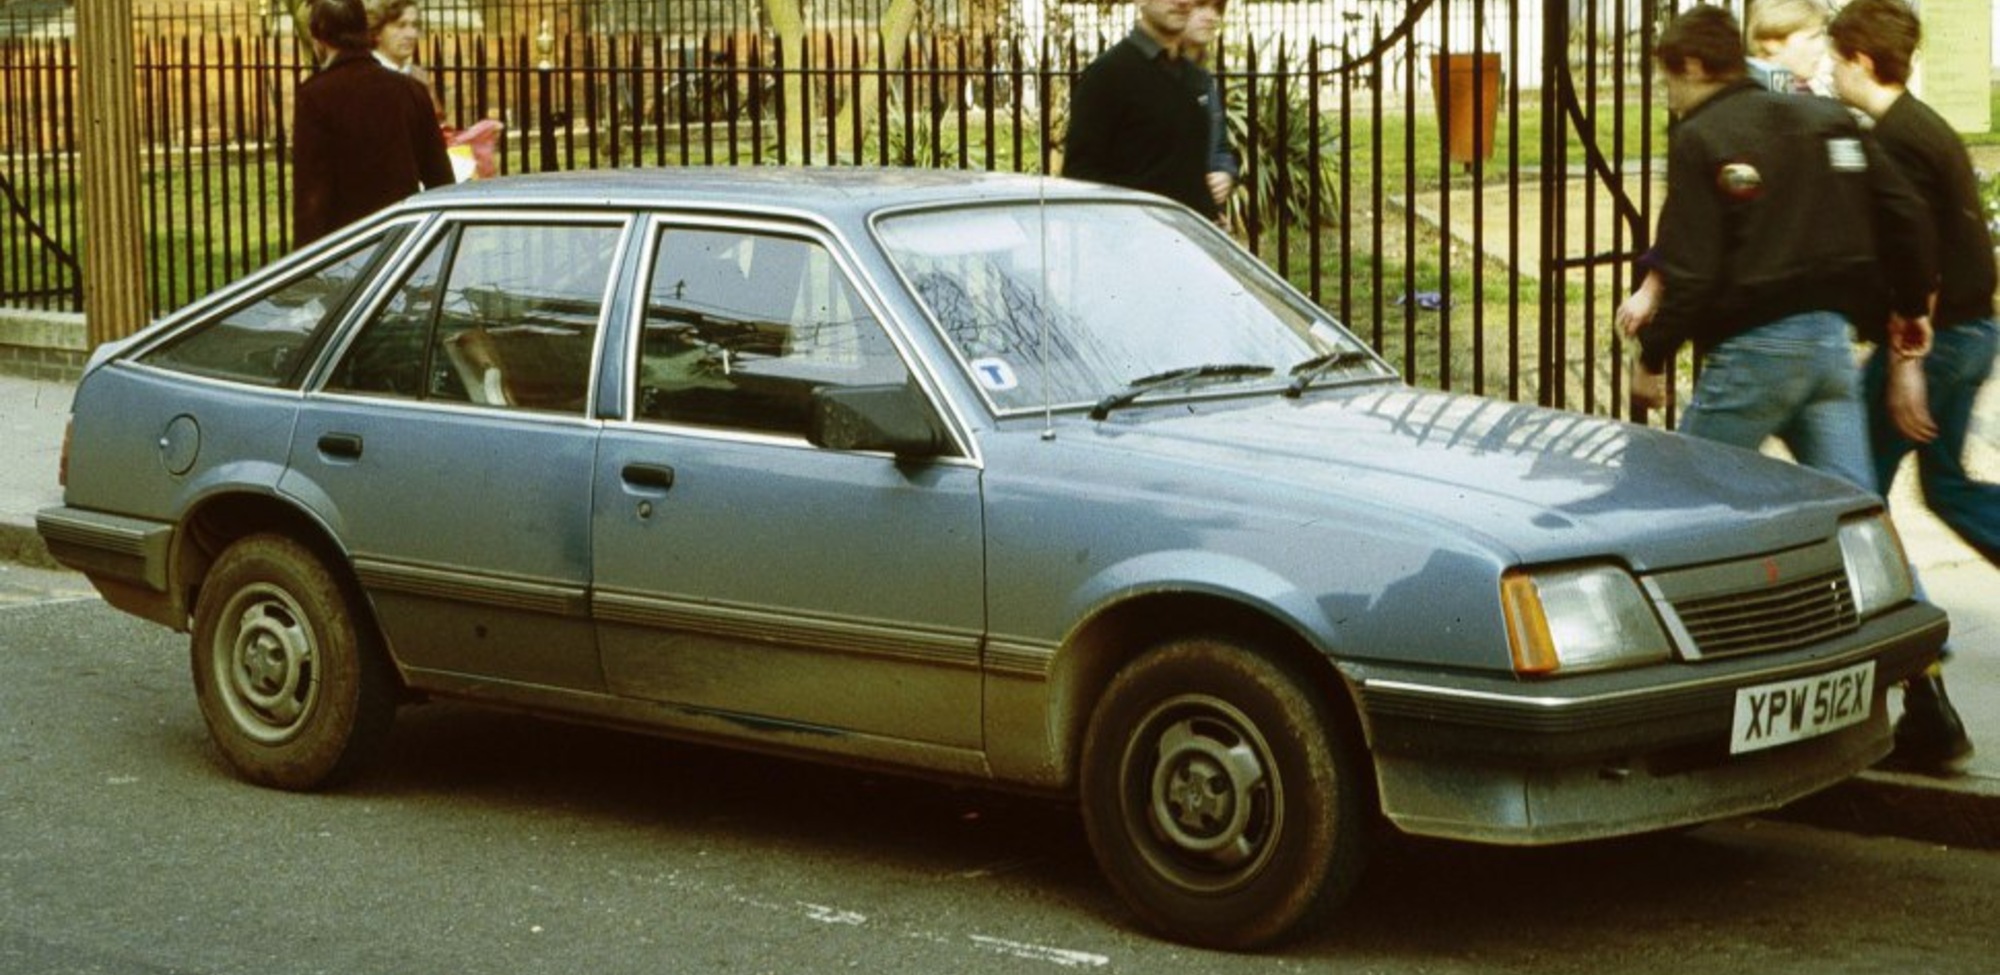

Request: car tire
left=1080, top=637, right=1368, bottom=951
left=190, top=533, right=395, bottom=791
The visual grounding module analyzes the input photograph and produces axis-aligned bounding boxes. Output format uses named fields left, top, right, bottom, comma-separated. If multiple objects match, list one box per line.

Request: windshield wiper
left=1088, top=363, right=1276, bottom=421
left=1284, top=348, right=1377, bottom=398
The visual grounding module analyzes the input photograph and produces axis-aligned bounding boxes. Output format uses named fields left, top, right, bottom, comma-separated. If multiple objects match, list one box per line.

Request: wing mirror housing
left=808, top=384, right=951, bottom=458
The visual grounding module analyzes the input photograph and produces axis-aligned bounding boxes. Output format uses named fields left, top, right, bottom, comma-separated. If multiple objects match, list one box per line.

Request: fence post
left=536, top=19, right=558, bottom=172
left=76, top=0, right=150, bottom=344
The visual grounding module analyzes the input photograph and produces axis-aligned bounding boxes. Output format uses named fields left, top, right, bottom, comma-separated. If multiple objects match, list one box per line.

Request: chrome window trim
left=112, top=360, right=315, bottom=401
left=304, top=390, right=612, bottom=428
left=595, top=414, right=982, bottom=468
left=304, top=209, right=637, bottom=419
left=119, top=216, right=434, bottom=372
left=618, top=211, right=982, bottom=466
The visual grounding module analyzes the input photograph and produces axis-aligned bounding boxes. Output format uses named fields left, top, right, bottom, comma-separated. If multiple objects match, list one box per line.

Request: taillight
left=58, top=418, right=72, bottom=488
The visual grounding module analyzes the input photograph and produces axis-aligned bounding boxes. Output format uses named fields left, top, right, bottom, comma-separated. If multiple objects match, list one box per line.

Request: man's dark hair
left=1828, top=0, right=1920, bottom=86
left=310, top=0, right=372, bottom=53
left=1656, top=5, right=1747, bottom=80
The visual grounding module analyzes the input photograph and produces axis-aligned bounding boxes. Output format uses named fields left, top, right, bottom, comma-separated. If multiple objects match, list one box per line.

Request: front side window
left=328, top=221, right=621, bottom=413
left=141, top=230, right=401, bottom=387
left=635, top=225, right=908, bottom=436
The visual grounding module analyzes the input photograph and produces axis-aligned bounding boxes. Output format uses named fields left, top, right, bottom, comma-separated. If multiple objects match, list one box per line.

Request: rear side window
left=327, top=220, right=622, bottom=414
left=139, top=232, right=397, bottom=387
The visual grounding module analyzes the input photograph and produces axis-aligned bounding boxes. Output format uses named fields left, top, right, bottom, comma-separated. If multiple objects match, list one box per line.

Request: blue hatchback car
left=39, top=167, right=1946, bottom=949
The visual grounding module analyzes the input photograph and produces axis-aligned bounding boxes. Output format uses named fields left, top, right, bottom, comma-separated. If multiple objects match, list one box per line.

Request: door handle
left=317, top=432, right=363, bottom=459
left=621, top=463, right=675, bottom=490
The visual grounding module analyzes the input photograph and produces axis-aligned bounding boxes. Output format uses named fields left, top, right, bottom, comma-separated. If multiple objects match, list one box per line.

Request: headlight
left=1838, top=513, right=1914, bottom=617
left=1502, top=565, right=1672, bottom=676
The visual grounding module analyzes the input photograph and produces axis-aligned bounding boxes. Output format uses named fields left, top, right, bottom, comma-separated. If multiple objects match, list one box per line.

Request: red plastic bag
left=444, top=119, right=504, bottom=181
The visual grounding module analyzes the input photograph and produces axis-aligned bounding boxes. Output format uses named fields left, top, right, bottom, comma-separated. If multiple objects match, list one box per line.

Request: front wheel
left=1080, top=637, right=1369, bottom=950
left=190, top=534, right=395, bottom=790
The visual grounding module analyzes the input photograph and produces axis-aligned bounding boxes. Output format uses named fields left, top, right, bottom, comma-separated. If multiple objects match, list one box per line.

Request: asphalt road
left=5, top=568, right=1999, bottom=975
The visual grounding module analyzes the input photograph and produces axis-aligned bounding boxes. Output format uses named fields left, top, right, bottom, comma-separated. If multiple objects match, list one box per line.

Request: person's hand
left=1885, top=355, right=1938, bottom=443
left=1206, top=171, right=1235, bottom=208
left=1888, top=312, right=1933, bottom=358
left=1616, top=271, right=1663, bottom=338
left=1630, top=356, right=1667, bottom=410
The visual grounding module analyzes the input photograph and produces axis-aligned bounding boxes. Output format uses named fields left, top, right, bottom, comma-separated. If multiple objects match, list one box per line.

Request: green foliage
left=1220, top=72, right=1341, bottom=235
left=884, top=107, right=953, bottom=168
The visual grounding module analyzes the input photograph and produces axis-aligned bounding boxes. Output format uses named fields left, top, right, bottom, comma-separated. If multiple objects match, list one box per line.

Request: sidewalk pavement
left=1, top=368, right=1995, bottom=846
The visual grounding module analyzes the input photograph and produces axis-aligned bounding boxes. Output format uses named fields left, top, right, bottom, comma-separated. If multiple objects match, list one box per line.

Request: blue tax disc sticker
left=970, top=358, right=1019, bottom=391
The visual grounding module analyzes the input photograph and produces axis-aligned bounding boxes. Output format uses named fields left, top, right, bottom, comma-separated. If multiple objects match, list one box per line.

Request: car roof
left=397, top=166, right=1148, bottom=221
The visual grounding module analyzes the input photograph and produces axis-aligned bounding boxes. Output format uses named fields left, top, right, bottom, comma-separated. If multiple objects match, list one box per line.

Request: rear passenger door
left=284, top=215, right=630, bottom=692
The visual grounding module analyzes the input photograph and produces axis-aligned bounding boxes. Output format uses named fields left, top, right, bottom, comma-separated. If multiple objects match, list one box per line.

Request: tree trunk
left=76, top=0, right=149, bottom=344
left=761, top=0, right=811, bottom=161
left=829, top=0, right=923, bottom=163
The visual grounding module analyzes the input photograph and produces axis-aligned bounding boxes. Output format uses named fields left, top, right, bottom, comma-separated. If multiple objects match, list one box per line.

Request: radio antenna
left=1038, top=172, right=1055, bottom=441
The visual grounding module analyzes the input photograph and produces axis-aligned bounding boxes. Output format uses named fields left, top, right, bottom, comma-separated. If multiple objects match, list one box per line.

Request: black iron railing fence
left=0, top=1, right=1667, bottom=416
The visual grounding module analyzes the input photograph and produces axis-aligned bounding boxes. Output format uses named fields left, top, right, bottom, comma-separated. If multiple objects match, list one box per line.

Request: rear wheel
left=190, top=534, right=395, bottom=790
left=1080, top=637, right=1368, bottom=950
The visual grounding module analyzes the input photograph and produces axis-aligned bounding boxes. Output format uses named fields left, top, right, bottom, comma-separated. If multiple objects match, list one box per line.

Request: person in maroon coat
left=292, top=0, right=453, bottom=248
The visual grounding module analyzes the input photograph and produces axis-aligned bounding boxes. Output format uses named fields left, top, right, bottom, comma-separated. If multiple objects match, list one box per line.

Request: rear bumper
left=36, top=505, right=179, bottom=628
left=1342, top=603, right=1948, bottom=844
left=36, top=505, right=172, bottom=590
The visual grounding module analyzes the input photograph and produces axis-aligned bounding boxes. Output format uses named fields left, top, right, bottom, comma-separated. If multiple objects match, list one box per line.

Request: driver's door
left=592, top=219, right=986, bottom=749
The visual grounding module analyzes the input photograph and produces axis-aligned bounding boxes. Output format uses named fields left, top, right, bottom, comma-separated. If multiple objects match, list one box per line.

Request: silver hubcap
left=214, top=582, right=319, bottom=743
left=1127, top=695, right=1281, bottom=892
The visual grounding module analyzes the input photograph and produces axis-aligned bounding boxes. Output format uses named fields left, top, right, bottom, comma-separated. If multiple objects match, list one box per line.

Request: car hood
left=1075, top=384, right=1868, bottom=571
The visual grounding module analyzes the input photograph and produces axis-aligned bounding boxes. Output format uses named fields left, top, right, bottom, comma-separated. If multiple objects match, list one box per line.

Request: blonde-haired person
left=1186, top=0, right=1238, bottom=218
left=1747, top=0, right=1832, bottom=93
left=366, top=0, right=443, bottom=120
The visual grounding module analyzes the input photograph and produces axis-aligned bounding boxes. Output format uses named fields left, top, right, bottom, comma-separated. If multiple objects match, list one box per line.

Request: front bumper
left=1341, top=602, right=1948, bottom=844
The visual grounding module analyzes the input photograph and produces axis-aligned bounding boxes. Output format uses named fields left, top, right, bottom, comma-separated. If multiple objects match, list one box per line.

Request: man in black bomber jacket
left=1062, top=0, right=1220, bottom=220
left=1629, top=5, right=1932, bottom=493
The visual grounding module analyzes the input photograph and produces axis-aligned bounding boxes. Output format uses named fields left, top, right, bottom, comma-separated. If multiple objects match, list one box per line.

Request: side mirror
left=808, top=384, right=950, bottom=458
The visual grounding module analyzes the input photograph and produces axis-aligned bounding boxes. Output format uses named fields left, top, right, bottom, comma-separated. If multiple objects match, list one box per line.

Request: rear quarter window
left=138, top=232, right=401, bottom=387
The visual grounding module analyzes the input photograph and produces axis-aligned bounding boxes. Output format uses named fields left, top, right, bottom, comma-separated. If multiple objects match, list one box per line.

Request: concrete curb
left=0, top=519, right=58, bottom=571
left=1773, top=769, right=2000, bottom=850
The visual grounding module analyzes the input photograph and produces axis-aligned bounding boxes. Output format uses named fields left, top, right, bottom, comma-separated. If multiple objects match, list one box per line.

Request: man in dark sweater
left=1830, top=0, right=1993, bottom=773
left=1631, top=5, right=1932, bottom=493
left=1062, top=0, right=1219, bottom=220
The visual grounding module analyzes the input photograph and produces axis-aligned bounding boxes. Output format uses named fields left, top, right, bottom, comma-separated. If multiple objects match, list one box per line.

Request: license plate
left=1728, top=660, right=1875, bottom=755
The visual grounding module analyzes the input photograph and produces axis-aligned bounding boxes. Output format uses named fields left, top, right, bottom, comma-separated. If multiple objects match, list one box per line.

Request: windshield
left=875, top=201, right=1384, bottom=414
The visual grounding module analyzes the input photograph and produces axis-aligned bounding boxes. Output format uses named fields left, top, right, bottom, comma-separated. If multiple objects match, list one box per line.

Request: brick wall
left=0, top=310, right=88, bottom=382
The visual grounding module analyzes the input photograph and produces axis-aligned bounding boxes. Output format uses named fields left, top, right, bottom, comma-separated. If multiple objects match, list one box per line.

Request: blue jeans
left=1865, top=317, right=2000, bottom=568
left=1679, top=312, right=1877, bottom=494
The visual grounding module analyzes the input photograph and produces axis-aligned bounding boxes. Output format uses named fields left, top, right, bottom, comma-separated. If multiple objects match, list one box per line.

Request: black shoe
left=1881, top=672, right=1974, bottom=776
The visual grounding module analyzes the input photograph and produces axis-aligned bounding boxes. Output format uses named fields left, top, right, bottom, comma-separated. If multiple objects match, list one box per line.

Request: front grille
left=1668, top=568, right=1858, bottom=658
